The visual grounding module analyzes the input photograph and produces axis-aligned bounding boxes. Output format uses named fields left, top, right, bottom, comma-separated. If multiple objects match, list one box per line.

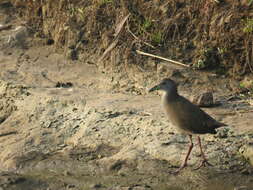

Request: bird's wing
left=171, top=96, right=223, bottom=134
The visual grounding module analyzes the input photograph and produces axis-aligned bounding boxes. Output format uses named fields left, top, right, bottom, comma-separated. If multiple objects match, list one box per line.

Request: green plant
left=67, top=3, right=85, bottom=20
left=248, top=0, right=253, bottom=6
left=151, top=31, right=163, bottom=44
left=243, top=18, right=253, bottom=33
left=134, top=17, right=163, bottom=45
left=137, top=18, right=152, bottom=35
left=76, top=7, right=85, bottom=20
left=142, top=19, right=152, bottom=30
left=195, top=59, right=205, bottom=69
left=239, top=82, right=246, bottom=88
left=194, top=47, right=220, bottom=70
left=240, top=79, right=253, bottom=90
left=67, top=4, right=76, bottom=17
left=217, top=47, right=227, bottom=55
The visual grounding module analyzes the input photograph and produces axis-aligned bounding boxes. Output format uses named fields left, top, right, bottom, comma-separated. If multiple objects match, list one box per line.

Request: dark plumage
left=149, top=78, right=227, bottom=173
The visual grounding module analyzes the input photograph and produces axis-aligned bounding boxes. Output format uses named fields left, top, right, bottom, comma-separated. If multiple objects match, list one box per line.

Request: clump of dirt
left=10, top=0, right=253, bottom=77
left=0, top=80, right=28, bottom=124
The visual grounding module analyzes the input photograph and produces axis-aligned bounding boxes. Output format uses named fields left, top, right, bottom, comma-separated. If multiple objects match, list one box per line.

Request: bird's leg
left=194, top=136, right=213, bottom=170
left=173, top=135, right=193, bottom=174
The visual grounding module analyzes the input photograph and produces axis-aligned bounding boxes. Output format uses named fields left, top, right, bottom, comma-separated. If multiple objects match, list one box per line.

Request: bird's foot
left=171, top=163, right=187, bottom=174
left=194, top=159, right=213, bottom=170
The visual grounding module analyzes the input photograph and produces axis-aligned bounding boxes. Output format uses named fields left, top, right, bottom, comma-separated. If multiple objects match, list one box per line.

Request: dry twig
left=136, top=50, right=190, bottom=68
left=126, top=21, right=155, bottom=49
left=0, top=24, right=12, bottom=31
left=0, top=131, right=17, bottom=138
left=98, top=14, right=130, bottom=63
left=98, top=38, right=119, bottom=63
left=114, top=14, right=130, bottom=37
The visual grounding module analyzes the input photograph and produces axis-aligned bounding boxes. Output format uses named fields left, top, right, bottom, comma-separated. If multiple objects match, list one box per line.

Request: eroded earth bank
left=0, top=1, right=253, bottom=190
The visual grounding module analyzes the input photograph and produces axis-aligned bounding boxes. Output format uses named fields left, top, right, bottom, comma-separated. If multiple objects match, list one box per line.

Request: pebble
left=63, top=170, right=71, bottom=176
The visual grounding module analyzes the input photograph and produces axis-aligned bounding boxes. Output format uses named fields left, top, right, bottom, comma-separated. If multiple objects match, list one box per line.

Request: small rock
left=191, top=91, right=215, bottom=107
left=55, top=82, right=73, bottom=88
left=63, top=170, right=71, bottom=176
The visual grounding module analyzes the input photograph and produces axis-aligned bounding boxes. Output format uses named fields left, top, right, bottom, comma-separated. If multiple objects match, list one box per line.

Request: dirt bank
left=10, top=0, right=253, bottom=77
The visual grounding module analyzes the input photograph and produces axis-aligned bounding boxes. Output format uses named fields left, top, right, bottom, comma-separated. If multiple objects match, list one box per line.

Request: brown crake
left=149, top=78, right=227, bottom=173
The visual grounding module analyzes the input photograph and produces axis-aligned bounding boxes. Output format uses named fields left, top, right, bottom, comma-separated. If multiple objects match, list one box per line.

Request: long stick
left=114, top=14, right=130, bottom=37
left=98, top=14, right=129, bottom=63
left=98, top=37, right=119, bottom=63
left=0, top=24, right=11, bottom=31
left=136, top=50, right=190, bottom=68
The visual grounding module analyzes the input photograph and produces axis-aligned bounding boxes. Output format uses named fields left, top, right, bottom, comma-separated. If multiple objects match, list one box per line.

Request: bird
left=148, top=78, right=227, bottom=173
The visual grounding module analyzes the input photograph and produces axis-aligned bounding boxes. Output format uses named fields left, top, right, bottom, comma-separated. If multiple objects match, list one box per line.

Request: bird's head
left=148, top=78, right=178, bottom=93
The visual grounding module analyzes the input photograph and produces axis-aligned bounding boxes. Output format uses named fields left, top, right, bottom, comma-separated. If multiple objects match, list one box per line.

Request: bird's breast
left=161, top=93, right=193, bottom=134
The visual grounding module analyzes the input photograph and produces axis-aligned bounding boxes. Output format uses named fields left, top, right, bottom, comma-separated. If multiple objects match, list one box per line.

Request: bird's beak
left=148, top=84, right=160, bottom=93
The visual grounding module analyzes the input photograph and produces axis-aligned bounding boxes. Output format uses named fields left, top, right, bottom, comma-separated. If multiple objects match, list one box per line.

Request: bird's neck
left=162, top=90, right=179, bottom=102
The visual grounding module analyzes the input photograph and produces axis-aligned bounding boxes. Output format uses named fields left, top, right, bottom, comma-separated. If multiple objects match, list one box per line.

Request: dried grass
left=12, top=0, right=253, bottom=76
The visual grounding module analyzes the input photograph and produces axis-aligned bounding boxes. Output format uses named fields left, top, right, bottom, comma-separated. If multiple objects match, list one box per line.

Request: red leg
left=194, top=136, right=213, bottom=170
left=173, top=135, right=193, bottom=174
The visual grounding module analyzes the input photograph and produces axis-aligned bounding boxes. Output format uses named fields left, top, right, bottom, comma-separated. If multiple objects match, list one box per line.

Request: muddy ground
left=1, top=2, right=253, bottom=190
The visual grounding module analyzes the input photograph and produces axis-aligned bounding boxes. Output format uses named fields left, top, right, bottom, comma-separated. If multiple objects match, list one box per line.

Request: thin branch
left=98, top=37, right=119, bottom=63
left=114, top=14, right=130, bottom=37
left=98, top=14, right=130, bottom=63
left=0, top=24, right=12, bottom=31
left=136, top=50, right=190, bottom=68
left=0, top=131, right=17, bottom=138
left=126, top=21, right=155, bottom=49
